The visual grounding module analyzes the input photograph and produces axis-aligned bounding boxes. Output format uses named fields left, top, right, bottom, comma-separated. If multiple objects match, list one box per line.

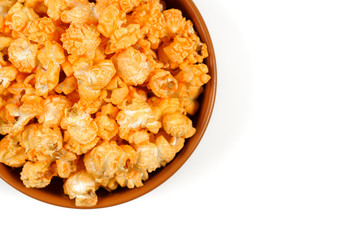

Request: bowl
left=0, top=0, right=217, bottom=208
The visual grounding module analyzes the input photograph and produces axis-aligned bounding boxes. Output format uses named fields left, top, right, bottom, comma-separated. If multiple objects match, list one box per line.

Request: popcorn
left=21, top=123, right=63, bottom=161
left=105, top=24, right=142, bottom=54
left=96, top=4, right=126, bottom=38
left=0, top=0, right=210, bottom=207
left=61, top=23, right=101, bottom=57
left=163, top=112, right=196, bottom=138
left=0, top=132, right=26, bottom=167
left=148, top=69, right=178, bottom=98
left=63, top=170, right=98, bottom=207
left=84, top=141, right=125, bottom=187
left=112, top=47, right=150, bottom=85
left=20, top=160, right=56, bottom=188
left=163, top=9, right=186, bottom=35
left=5, top=2, right=38, bottom=33
left=60, top=104, right=98, bottom=146
left=38, top=95, right=72, bottom=127
left=61, top=3, right=97, bottom=24
left=24, top=17, right=56, bottom=44
left=8, top=38, right=38, bottom=73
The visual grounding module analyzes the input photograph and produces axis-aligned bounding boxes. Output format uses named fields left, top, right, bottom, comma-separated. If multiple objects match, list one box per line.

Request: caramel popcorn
left=0, top=0, right=211, bottom=207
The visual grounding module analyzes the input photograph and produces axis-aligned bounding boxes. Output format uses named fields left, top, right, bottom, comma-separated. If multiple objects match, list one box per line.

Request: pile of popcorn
left=0, top=0, right=210, bottom=207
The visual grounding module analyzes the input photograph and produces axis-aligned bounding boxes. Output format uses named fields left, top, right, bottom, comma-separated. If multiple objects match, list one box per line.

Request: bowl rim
left=0, top=0, right=217, bottom=209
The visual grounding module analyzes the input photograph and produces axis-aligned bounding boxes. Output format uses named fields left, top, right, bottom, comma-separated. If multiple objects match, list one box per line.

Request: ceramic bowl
left=0, top=0, right=217, bottom=208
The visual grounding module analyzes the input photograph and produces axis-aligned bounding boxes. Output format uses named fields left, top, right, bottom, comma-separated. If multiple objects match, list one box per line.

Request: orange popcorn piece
left=10, top=95, right=44, bottom=135
left=106, top=24, right=142, bottom=54
left=61, top=3, right=97, bottom=24
left=0, top=132, right=26, bottom=167
left=55, top=76, right=77, bottom=95
left=5, top=2, right=39, bottom=33
left=54, top=148, right=78, bottom=178
left=100, top=76, right=129, bottom=105
left=116, top=97, right=161, bottom=141
left=0, top=36, right=13, bottom=51
left=64, top=131, right=100, bottom=155
left=37, top=40, right=65, bottom=68
left=95, top=103, right=119, bottom=140
left=163, top=9, right=186, bottom=35
left=0, top=66, right=17, bottom=92
left=148, top=69, right=178, bottom=98
left=112, top=47, right=150, bottom=85
left=8, top=38, right=38, bottom=73
left=162, top=112, right=195, bottom=138
left=63, top=170, right=99, bottom=207
left=61, top=104, right=99, bottom=145
left=35, top=61, right=61, bottom=96
left=96, top=4, right=126, bottom=38
left=44, top=0, right=89, bottom=21
left=38, top=95, right=72, bottom=127
left=131, top=1, right=166, bottom=49
left=118, top=0, right=142, bottom=13
left=84, top=141, right=125, bottom=187
left=61, top=23, right=101, bottom=56
left=21, top=123, right=63, bottom=161
left=162, top=35, right=196, bottom=64
left=24, top=17, right=56, bottom=44
left=20, top=160, right=56, bottom=188
left=84, top=60, right=116, bottom=90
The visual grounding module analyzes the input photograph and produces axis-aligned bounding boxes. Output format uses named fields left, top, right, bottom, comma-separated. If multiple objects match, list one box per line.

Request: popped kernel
left=20, top=160, right=56, bottom=188
left=96, top=4, right=126, bottom=38
left=0, top=65, right=17, bottom=92
left=38, top=95, right=72, bottom=127
left=163, top=112, right=196, bottom=138
left=112, top=47, right=150, bottom=85
left=61, top=23, right=101, bottom=56
left=84, top=141, right=125, bottom=187
left=55, top=76, right=77, bottom=95
left=61, top=104, right=98, bottom=145
left=0, top=132, right=26, bottom=167
left=24, top=17, right=56, bottom=44
left=21, top=123, right=63, bottom=161
left=148, top=69, right=178, bottom=98
left=63, top=170, right=98, bottom=207
left=163, top=9, right=186, bottom=35
left=5, top=2, right=38, bottom=33
left=106, top=24, right=142, bottom=54
left=61, top=3, right=97, bottom=24
left=8, top=38, right=38, bottom=73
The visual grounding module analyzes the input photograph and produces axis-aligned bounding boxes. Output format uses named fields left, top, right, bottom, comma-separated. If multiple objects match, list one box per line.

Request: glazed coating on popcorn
left=0, top=0, right=211, bottom=207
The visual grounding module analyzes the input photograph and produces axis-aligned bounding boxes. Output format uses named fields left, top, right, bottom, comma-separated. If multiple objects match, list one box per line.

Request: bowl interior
left=0, top=0, right=217, bottom=209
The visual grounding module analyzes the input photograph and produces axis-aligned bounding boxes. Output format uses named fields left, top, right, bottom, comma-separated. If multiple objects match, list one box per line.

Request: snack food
left=0, top=0, right=210, bottom=207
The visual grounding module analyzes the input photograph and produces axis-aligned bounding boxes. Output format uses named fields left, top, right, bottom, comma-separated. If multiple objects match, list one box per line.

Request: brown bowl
left=0, top=0, right=217, bottom=209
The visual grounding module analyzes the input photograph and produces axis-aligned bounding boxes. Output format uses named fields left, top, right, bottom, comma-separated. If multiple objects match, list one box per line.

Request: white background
left=1, top=0, right=361, bottom=239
